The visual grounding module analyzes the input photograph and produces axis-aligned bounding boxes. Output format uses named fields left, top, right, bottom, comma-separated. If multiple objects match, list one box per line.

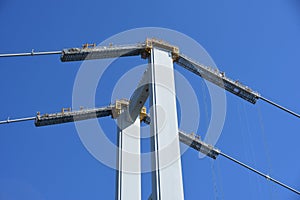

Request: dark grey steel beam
left=60, top=44, right=145, bottom=62
left=175, top=54, right=260, bottom=104
left=35, top=106, right=113, bottom=127
left=178, top=130, right=220, bottom=159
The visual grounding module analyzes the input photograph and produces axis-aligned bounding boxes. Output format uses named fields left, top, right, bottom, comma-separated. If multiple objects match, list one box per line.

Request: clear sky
left=0, top=0, right=300, bottom=199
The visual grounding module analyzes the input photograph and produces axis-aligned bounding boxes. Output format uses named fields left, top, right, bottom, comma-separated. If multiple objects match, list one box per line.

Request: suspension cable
left=259, top=96, right=300, bottom=118
left=0, top=116, right=35, bottom=124
left=219, top=151, right=300, bottom=195
left=0, top=50, right=62, bottom=58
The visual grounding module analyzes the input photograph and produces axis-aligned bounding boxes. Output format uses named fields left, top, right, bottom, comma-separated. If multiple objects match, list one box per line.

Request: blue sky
left=0, top=0, right=300, bottom=199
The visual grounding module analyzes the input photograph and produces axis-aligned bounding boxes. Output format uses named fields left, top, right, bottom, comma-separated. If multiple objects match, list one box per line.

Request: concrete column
left=149, top=47, right=184, bottom=200
left=116, top=113, right=141, bottom=200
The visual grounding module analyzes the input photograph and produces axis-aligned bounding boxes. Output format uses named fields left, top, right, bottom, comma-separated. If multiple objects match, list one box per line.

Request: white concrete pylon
left=149, top=47, right=185, bottom=200
left=116, top=112, right=141, bottom=200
